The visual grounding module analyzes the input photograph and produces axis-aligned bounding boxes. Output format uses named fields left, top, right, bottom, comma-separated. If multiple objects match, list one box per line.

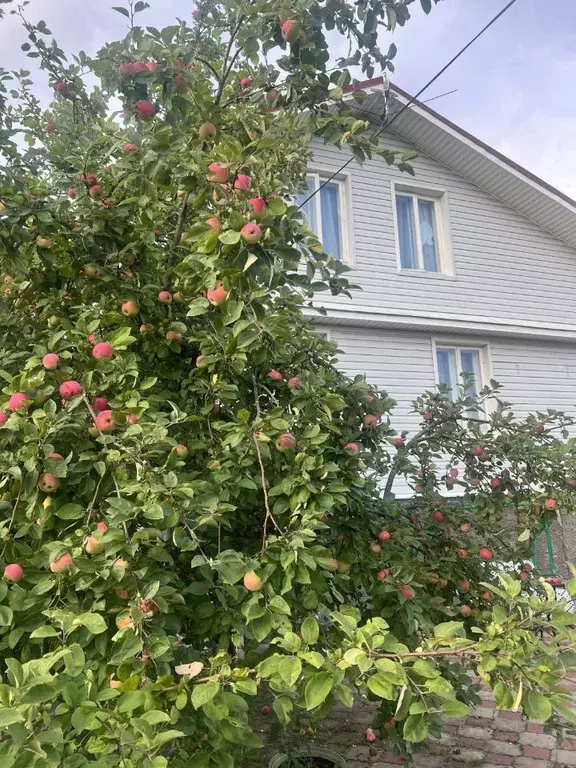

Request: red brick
left=466, top=717, right=494, bottom=727
left=525, top=722, right=544, bottom=733
left=493, top=732, right=519, bottom=743
left=378, top=751, right=406, bottom=765
left=523, top=746, right=551, bottom=760
left=498, top=711, right=522, bottom=721
left=561, top=739, right=576, bottom=749
left=443, top=725, right=458, bottom=733
left=460, top=738, right=485, bottom=749
left=485, top=755, right=513, bottom=765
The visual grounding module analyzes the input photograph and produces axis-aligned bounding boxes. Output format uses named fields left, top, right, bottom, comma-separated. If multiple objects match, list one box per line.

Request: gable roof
left=347, top=78, right=576, bottom=249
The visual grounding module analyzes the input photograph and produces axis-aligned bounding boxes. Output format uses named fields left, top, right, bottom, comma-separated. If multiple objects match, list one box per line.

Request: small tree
left=0, top=1, right=576, bottom=766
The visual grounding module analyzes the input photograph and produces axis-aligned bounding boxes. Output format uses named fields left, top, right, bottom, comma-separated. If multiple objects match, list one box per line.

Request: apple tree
left=0, top=1, right=576, bottom=766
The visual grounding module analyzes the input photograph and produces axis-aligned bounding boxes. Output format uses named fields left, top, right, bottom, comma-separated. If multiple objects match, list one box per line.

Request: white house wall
left=310, top=134, right=576, bottom=328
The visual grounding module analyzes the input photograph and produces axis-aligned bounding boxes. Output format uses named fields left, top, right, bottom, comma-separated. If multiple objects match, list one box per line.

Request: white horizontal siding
left=311, top=135, right=576, bottom=327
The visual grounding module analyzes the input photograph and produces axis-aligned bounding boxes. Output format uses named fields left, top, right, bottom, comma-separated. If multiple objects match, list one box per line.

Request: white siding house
left=304, top=80, right=576, bottom=440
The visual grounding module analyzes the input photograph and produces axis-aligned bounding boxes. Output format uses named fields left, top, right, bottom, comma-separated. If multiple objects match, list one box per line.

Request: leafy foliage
left=1, top=1, right=576, bottom=766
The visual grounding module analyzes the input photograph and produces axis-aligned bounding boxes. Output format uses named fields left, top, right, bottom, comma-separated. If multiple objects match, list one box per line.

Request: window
left=435, top=344, right=488, bottom=402
left=393, top=185, right=452, bottom=275
left=295, top=173, right=349, bottom=262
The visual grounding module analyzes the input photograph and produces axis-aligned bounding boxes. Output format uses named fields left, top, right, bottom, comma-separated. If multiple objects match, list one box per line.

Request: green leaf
left=403, top=714, right=429, bottom=742
left=30, top=626, right=59, bottom=639
left=234, top=679, right=257, bottom=696
left=524, top=691, right=552, bottom=722
left=412, top=659, right=439, bottom=679
left=0, top=708, right=25, bottom=727
left=273, top=696, right=293, bottom=725
left=301, top=617, right=319, bottom=645
left=72, top=613, right=107, bottom=635
left=153, top=730, right=186, bottom=748
left=219, top=230, right=241, bottom=245
left=117, top=690, right=146, bottom=713
left=367, top=672, right=395, bottom=700
left=243, top=253, right=258, bottom=271
left=441, top=699, right=471, bottom=717
left=304, top=671, right=333, bottom=710
left=278, top=656, right=302, bottom=687
left=21, top=683, right=55, bottom=704
left=191, top=682, right=220, bottom=709
left=268, top=595, right=291, bottom=615
left=433, top=621, right=465, bottom=639
left=0, top=607, right=13, bottom=626
left=112, top=6, right=130, bottom=18
left=55, top=504, right=84, bottom=520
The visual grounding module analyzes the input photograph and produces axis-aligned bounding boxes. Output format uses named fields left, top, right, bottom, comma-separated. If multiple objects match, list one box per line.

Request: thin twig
left=254, top=435, right=282, bottom=548
left=85, top=474, right=104, bottom=529
left=375, top=645, right=477, bottom=660
left=215, top=15, right=246, bottom=105
left=173, top=190, right=190, bottom=248
left=1, top=485, right=23, bottom=558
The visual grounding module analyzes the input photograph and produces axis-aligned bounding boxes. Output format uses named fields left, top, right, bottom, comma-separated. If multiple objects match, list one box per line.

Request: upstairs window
left=393, top=185, right=452, bottom=275
left=435, top=344, right=489, bottom=402
left=295, top=173, right=350, bottom=262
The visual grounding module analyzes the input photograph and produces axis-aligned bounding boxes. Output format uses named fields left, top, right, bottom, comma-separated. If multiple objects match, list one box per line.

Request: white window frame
left=431, top=338, right=494, bottom=412
left=301, top=171, right=354, bottom=265
left=391, top=181, right=454, bottom=277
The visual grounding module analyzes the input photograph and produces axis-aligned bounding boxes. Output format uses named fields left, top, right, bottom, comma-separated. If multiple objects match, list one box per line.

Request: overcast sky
left=1, top=0, right=575, bottom=198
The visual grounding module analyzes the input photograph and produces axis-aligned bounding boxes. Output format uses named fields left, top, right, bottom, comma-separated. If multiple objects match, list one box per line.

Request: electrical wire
left=298, top=0, right=520, bottom=210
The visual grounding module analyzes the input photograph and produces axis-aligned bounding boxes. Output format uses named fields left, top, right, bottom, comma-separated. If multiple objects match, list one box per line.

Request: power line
left=298, top=0, right=519, bottom=210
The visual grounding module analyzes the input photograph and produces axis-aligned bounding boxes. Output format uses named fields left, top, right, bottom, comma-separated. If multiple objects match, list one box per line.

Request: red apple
left=146, top=60, right=158, bottom=72
left=490, top=477, right=501, bottom=489
left=48, top=452, right=64, bottom=460
left=234, top=174, right=251, bottom=191
left=135, top=100, right=156, bottom=119
left=140, top=323, right=154, bottom=334
left=43, top=122, right=56, bottom=133
left=393, top=436, right=405, bottom=448
left=158, top=290, right=173, bottom=303
left=50, top=552, right=73, bottom=573
left=80, top=173, right=98, bottom=186
left=67, top=188, right=77, bottom=198
left=400, top=584, right=414, bottom=600
left=287, top=376, right=299, bottom=390
left=4, top=564, right=23, bottom=582
left=240, top=77, right=252, bottom=89
left=243, top=571, right=262, bottom=591
left=92, top=342, right=114, bottom=360
left=206, top=217, right=221, bottom=233
left=423, top=410, right=433, bottom=420
left=522, top=562, right=533, bottom=572
left=206, top=282, right=229, bottom=306
left=127, top=414, right=138, bottom=424
left=449, top=467, right=459, bottom=477
left=544, top=498, right=557, bottom=510
left=370, top=542, right=381, bottom=554
left=207, top=162, right=229, bottom=183
left=240, top=222, right=262, bottom=243
left=85, top=534, right=104, bottom=555
left=472, top=444, right=484, bottom=456
left=378, top=530, right=391, bottom=542
left=281, top=19, right=301, bottom=43
left=42, top=353, right=59, bottom=370
left=38, top=473, right=60, bottom=493
left=469, top=477, right=481, bottom=486
left=118, top=62, right=134, bottom=76
left=139, top=599, right=159, bottom=615
left=479, top=547, right=493, bottom=561
left=121, top=300, right=139, bottom=317
left=9, top=392, right=31, bottom=411
left=261, top=705, right=270, bottom=715
left=427, top=573, right=439, bottom=585
left=536, top=423, right=545, bottom=433
left=123, top=142, right=139, bottom=152
left=267, top=370, right=283, bottom=381
left=460, top=604, right=472, bottom=617
left=432, top=510, right=444, bottom=523
left=198, top=121, right=217, bottom=140
left=276, top=432, right=296, bottom=451
left=249, top=197, right=266, bottom=217
left=363, top=414, right=380, bottom=428
left=95, top=410, right=116, bottom=433
left=457, top=548, right=468, bottom=559
left=265, top=89, right=279, bottom=104
left=59, top=380, right=82, bottom=400
left=460, top=579, right=470, bottom=592
left=92, top=397, right=109, bottom=413
left=344, top=442, right=359, bottom=455
left=460, top=522, right=471, bottom=533
left=0, top=412, right=7, bottom=426
left=519, top=570, right=530, bottom=581
left=166, top=330, right=182, bottom=342
left=115, top=611, right=134, bottom=629
left=479, top=451, right=489, bottom=462
left=89, top=184, right=104, bottom=199
left=173, top=444, right=189, bottom=459
left=365, top=728, right=376, bottom=743
left=114, top=558, right=129, bottom=569
left=481, top=591, right=492, bottom=602
left=377, top=568, right=390, bottom=580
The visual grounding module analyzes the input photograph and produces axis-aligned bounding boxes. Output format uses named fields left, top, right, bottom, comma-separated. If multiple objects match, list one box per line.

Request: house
left=298, top=79, right=576, bottom=572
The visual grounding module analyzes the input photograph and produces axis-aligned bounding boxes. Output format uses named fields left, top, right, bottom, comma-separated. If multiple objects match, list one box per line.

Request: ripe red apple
left=43, top=122, right=56, bottom=133
left=377, top=568, right=390, bottom=580
left=240, top=222, right=262, bottom=243
left=265, top=89, right=279, bottom=104
left=449, top=467, right=459, bottom=477
left=0, top=412, right=8, bottom=426
left=50, top=552, right=73, bottom=573
left=460, top=522, right=471, bottom=533
left=89, top=184, right=104, bottom=199
left=8, top=392, right=31, bottom=411
left=198, top=121, right=217, bottom=140
left=118, top=62, right=134, bottom=76
left=481, top=591, right=492, bottom=601
left=281, top=19, right=301, bottom=43
left=544, top=498, right=557, bottom=510
left=234, top=174, right=251, bottom=191
left=36, top=236, right=53, bottom=248
left=457, top=548, right=468, bottom=559
left=243, top=571, right=262, bottom=591
left=113, top=558, right=129, bottom=569
left=123, top=142, right=139, bottom=152
left=439, top=577, right=448, bottom=588
left=363, top=414, right=380, bottom=428
left=522, top=562, right=533, bottom=572
left=146, top=60, right=158, bottom=72
left=59, top=380, right=83, bottom=401
left=4, top=564, right=23, bottom=582
left=344, top=442, right=359, bottom=455
left=67, top=187, right=77, bottom=198
left=479, top=451, right=489, bottom=462
left=460, top=579, right=470, bottom=592
left=158, top=290, right=173, bottom=303
left=207, top=162, right=229, bottom=183
left=240, top=76, right=252, bottom=89
left=42, top=353, right=59, bottom=370
left=400, top=584, right=414, bottom=600
left=460, top=604, right=472, bottom=617
left=432, top=510, right=444, bottom=523
left=479, top=547, right=493, bottom=561
left=166, top=330, right=182, bottom=342
left=427, top=573, right=439, bottom=585
left=95, top=410, right=116, bottom=433
left=85, top=534, right=104, bottom=555
left=48, top=452, right=64, bottom=460
left=519, top=570, right=530, bottom=581
left=267, top=370, right=283, bottom=381
left=249, top=197, right=266, bottom=217
left=95, top=522, right=108, bottom=533
left=370, top=541, right=381, bottom=554
left=173, top=444, right=189, bottom=459
left=92, top=397, right=109, bottom=413
left=365, top=728, right=376, bottom=743
left=206, top=282, right=229, bottom=306
left=80, top=173, right=98, bottom=186
left=206, top=217, right=221, bottom=233
left=423, top=410, right=433, bottom=420
left=536, top=423, right=545, bottom=433
left=135, top=100, right=156, bottom=119
left=490, top=477, right=501, bottom=489
left=140, top=323, right=154, bottom=334
left=378, top=529, right=391, bottom=542
left=471, top=444, right=484, bottom=456
left=469, top=476, right=481, bottom=486
left=287, top=376, right=299, bottom=390
left=393, top=436, right=405, bottom=448
left=92, top=342, right=114, bottom=360
left=120, top=299, right=141, bottom=318
left=127, top=414, right=138, bottom=424
left=139, top=599, right=159, bottom=615
left=261, top=704, right=270, bottom=715
left=276, top=432, right=297, bottom=451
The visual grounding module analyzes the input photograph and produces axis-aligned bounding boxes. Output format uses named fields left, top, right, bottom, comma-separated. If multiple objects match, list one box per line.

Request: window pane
left=460, top=349, right=481, bottom=398
left=295, top=177, right=318, bottom=234
left=320, top=181, right=343, bottom=260
left=418, top=199, right=439, bottom=272
left=396, top=195, right=418, bottom=269
left=436, top=348, right=458, bottom=400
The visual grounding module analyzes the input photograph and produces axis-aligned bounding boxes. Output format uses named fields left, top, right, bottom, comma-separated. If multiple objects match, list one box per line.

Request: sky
left=1, top=0, right=575, bottom=198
